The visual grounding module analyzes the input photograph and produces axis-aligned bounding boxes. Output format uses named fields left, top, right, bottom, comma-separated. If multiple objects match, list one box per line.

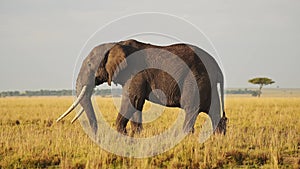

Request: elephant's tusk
left=71, top=107, right=84, bottom=124
left=56, top=86, right=87, bottom=122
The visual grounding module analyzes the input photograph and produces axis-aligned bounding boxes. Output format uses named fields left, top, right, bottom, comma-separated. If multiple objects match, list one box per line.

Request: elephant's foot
left=116, top=125, right=128, bottom=135
left=116, top=113, right=130, bottom=135
left=130, top=122, right=143, bottom=137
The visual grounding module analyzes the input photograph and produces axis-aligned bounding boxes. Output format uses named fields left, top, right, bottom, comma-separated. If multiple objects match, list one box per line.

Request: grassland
left=0, top=95, right=299, bottom=168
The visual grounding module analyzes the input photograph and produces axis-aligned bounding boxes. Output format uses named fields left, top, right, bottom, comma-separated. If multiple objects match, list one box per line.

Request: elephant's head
left=56, top=42, right=139, bottom=134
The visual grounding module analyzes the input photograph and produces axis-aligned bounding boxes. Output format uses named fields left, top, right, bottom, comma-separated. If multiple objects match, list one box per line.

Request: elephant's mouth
left=95, top=77, right=104, bottom=86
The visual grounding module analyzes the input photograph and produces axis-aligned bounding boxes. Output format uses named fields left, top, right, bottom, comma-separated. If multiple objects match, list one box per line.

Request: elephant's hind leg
left=182, top=108, right=200, bottom=134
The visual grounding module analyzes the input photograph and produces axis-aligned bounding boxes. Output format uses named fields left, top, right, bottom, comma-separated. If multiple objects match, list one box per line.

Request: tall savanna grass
left=0, top=96, right=299, bottom=168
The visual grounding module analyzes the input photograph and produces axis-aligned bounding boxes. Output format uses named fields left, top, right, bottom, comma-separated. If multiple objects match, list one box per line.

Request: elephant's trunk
left=74, top=63, right=99, bottom=134
left=76, top=80, right=98, bottom=134
left=80, top=94, right=98, bottom=134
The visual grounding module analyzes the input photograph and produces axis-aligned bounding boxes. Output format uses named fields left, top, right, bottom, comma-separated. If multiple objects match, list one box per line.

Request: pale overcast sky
left=0, top=0, right=299, bottom=91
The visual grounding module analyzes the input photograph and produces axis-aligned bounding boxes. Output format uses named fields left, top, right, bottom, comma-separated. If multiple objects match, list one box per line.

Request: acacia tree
left=248, top=77, right=275, bottom=97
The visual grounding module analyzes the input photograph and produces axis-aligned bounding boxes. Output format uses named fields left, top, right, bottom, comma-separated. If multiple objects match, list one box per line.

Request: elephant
left=56, top=39, right=227, bottom=136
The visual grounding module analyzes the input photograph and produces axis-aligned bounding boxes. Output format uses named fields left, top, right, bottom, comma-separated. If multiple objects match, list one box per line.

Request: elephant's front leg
left=116, top=97, right=145, bottom=135
left=115, top=95, right=135, bottom=135
left=116, top=81, right=146, bottom=135
left=130, top=111, right=143, bottom=136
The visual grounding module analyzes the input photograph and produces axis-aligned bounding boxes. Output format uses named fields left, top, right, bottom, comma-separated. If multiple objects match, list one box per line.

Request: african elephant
left=57, top=39, right=227, bottom=136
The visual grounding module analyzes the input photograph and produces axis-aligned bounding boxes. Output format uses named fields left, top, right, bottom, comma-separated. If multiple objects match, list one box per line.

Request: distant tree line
left=0, top=89, right=122, bottom=97
left=1, top=88, right=265, bottom=97
left=226, top=88, right=261, bottom=96
left=94, top=88, right=122, bottom=96
left=0, top=90, right=72, bottom=97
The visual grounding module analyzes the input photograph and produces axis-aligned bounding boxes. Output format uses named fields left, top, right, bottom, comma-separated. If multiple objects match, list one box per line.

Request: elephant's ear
left=105, top=44, right=127, bottom=85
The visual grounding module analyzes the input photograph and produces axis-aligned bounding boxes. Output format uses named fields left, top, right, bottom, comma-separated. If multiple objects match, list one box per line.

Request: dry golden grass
left=0, top=96, right=299, bottom=168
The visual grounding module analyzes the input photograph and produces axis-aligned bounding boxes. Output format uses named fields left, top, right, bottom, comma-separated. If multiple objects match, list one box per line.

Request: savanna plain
left=0, top=89, right=299, bottom=168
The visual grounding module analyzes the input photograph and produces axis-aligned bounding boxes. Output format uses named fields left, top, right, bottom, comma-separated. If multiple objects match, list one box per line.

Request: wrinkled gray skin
left=76, top=39, right=227, bottom=135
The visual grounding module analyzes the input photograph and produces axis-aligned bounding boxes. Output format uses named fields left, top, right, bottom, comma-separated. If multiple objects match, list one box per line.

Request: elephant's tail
left=218, top=72, right=226, bottom=118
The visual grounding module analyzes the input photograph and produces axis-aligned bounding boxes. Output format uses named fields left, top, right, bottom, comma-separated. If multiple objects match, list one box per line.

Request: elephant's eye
left=88, top=63, right=91, bottom=67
